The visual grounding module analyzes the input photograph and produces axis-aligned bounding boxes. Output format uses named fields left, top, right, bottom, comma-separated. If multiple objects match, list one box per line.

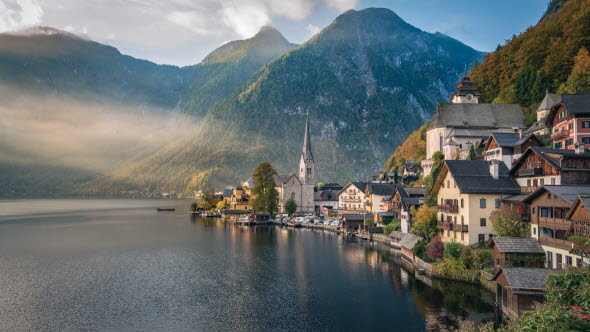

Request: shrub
left=546, top=266, right=590, bottom=309
left=427, top=235, right=444, bottom=261
left=413, top=239, right=428, bottom=261
left=382, top=216, right=394, bottom=225
left=432, top=258, right=479, bottom=282
left=460, top=246, right=475, bottom=269
left=364, top=218, right=374, bottom=227
left=444, top=241, right=462, bottom=260
left=473, top=249, right=492, bottom=268
left=383, top=220, right=401, bottom=235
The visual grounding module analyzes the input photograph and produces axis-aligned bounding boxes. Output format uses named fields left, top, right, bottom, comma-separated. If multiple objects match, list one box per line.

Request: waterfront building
left=432, top=160, right=520, bottom=245
left=421, top=75, right=526, bottom=174
left=338, top=182, right=367, bottom=213
left=509, top=146, right=590, bottom=193
left=390, top=186, right=426, bottom=233
left=565, top=194, right=590, bottom=266
left=366, top=183, right=397, bottom=222
left=492, top=267, right=550, bottom=319
left=522, top=185, right=590, bottom=269
left=483, top=132, right=543, bottom=169
left=314, top=183, right=342, bottom=215
left=228, top=186, right=251, bottom=210
left=545, top=94, right=590, bottom=150
left=487, top=237, right=545, bottom=273
left=342, top=214, right=366, bottom=231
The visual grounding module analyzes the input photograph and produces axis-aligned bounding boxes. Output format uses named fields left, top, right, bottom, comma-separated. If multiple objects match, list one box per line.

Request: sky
left=0, top=0, right=549, bottom=66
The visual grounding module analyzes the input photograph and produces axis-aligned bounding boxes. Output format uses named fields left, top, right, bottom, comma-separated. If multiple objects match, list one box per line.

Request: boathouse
left=492, top=267, right=550, bottom=319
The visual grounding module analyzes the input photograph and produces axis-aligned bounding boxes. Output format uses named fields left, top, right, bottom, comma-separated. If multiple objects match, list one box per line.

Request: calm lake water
left=0, top=200, right=496, bottom=331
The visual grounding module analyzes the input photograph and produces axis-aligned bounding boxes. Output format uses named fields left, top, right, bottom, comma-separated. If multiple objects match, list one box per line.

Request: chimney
left=518, top=131, right=525, bottom=139
left=575, top=142, right=586, bottom=154
left=489, top=160, right=500, bottom=180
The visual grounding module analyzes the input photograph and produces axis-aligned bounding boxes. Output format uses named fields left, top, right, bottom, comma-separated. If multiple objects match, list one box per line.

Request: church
left=273, top=112, right=316, bottom=213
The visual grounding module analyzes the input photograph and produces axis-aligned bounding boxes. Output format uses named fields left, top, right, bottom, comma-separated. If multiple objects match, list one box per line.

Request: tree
left=490, top=206, right=529, bottom=237
left=364, top=217, right=375, bottom=227
left=444, top=241, right=462, bottom=260
left=427, top=235, right=444, bottom=261
left=467, top=144, right=476, bottom=160
left=383, top=219, right=401, bottom=235
left=251, top=162, right=279, bottom=214
left=284, top=198, right=297, bottom=216
left=216, top=201, right=226, bottom=211
left=559, top=47, right=590, bottom=94
left=410, top=205, right=439, bottom=241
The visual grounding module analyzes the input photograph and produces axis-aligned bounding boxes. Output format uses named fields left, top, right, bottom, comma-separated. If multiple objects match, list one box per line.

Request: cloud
left=306, top=23, right=321, bottom=37
left=0, top=0, right=43, bottom=31
left=326, top=0, right=358, bottom=11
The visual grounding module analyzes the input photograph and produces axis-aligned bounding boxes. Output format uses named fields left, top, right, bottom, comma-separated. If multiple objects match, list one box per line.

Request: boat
left=156, top=208, right=175, bottom=212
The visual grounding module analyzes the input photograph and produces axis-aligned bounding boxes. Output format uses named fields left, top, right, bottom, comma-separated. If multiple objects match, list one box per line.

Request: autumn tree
left=410, top=205, right=439, bottom=241
left=427, top=235, right=444, bottom=261
left=251, top=162, right=279, bottom=214
left=490, top=205, right=529, bottom=237
left=284, top=198, right=297, bottom=216
left=216, top=201, right=226, bottom=211
left=559, top=47, right=590, bottom=94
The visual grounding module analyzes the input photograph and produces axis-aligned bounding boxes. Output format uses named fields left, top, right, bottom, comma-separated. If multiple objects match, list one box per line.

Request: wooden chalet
left=487, top=237, right=545, bottom=273
left=483, top=132, right=543, bottom=168
left=492, top=267, right=550, bottom=319
left=565, top=194, right=590, bottom=266
left=510, top=146, right=590, bottom=193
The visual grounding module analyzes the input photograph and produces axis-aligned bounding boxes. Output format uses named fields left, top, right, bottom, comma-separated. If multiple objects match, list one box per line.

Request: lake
left=0, top=200, right=496, bottom=331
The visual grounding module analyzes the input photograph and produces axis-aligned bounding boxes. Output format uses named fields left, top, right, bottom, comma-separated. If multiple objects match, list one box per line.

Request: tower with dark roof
left=299, top=111, right=315, bottom=185
left=451, top=74, right=481, bottom=104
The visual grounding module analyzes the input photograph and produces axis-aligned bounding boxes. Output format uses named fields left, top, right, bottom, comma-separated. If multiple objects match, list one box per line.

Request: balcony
left=519, top=167, right=543, bottom=177
left=539, top=237, right=573, bottom=251
left=452, top=224, right=469, bottom=232
left=437, top=221, right=453, bottom=230
left=341, top=198, right=361, bottom=203
left=539, top=217, right=572, bottom=230
left=437, top=204, right=459, bottom=213
left=551, top=129, right=570, bottom=141
left=520, top=186, right=539, bottom=193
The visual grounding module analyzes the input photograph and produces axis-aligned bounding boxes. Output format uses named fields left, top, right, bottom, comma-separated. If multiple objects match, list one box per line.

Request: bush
left=432, top=258, right=479, bottom=282
left=444, top=241, right=462, bottom=260
left=545, top=266, right=590, bottom=309
left=427, top=235, right=444, bottom=261
left=460, top=246, right=475, bottom=269
left=413, top=239, right=428, bottom=261
left=473, top=249, right=492, bottom=268
left=382, top=216, right=394, bottom=225
left=364, top=218, right=374, bottom=227
left=383, top=220, right=401, bottom=235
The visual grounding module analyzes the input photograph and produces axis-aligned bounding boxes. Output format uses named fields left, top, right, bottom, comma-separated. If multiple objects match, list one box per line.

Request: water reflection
left=0, top=200, right=496, bottom=331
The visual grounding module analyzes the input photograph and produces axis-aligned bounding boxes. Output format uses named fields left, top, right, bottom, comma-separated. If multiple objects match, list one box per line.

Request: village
left=195, top=74, right=590, bottom=322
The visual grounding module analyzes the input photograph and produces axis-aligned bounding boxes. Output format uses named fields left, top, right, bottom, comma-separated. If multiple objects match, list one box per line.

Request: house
left=403, top=162, right=422, bottom=176
left=527, top=92, right=561, bottom=136
left=391, top=186, right=426, bottom=233
left=487, top=237, right=545, bottom=273
left=483, top=132, right=543, bottom=168
left=314, top=185, right=341, bottom=215
left=366, top=183, right=397, bottom=222
left=338, top=182, right=367, bottom=213
left=510, top=146, right=590, bottom=193
left=342, top=214, right=366, bottom=232
left=522, top=185, right=590, bottom=269
left=432, top=160, right=521, bottom=245
left=421, top=75, right=526, bottom=174
left=565, top=194, right=590, bottom=266
left=222, top=188, right=234, bottom=206
left=228, top=186, right=251, bottom=210
left=492, top=267, right=550, bottom=319
left=545, top=94, right=590, bottom=150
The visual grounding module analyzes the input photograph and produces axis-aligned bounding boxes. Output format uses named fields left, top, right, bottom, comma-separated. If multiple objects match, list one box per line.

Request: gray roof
left=494, top=267, right=550, bottom=291
left=343, top=214, right=366, bottom=222
left=523, top=185, right=590, bottom=205
left=557, top=94, right=590, bottom=115
left=339, top=181, right=367, bottom=195
left=273, top=174, right=298, bottom=186
left=314, top=189, right=338, bottom=202
left=223, top=188, right=234, bottom=198
left=501, top=194, right=530, bottom=203
left=403, top=187, right=427, bottom=196
left=538, top=93, right=561, bottom=111
left=566, top=194, right=590, bottom=219
left=490, top=237, right=545, bottom=254
left=511, top=146, right=590, bottom=174
left=367, top=183, right=397, bottom=196
left=451, top=76, right=482, bottom=98
left=489, top=132, right=538, bottom=148
left=430, top=102, right=525, bottom=130
left=302, top=112, right=313, bottom=161
left=389, top=231, right=421, bottom=250
left=441, top=160, right=521, bottom=194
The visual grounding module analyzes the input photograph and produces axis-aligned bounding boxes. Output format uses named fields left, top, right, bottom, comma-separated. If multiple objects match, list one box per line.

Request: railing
left=521, top=186, right=539, bottom=193
left=437, top=221, right=453, bottom=230
left=452, top=224, right=469, bottom=232
left=539, top=217, right=572, bottom=230
left=437, top=204, right=459, bottom=213
left=519, top=168, right=543, bottom=177
left=551, top=129, right=570, bottom=141
left=539, top=237, right=573, bottom=250
left=341, top=198, right=361, bottom=203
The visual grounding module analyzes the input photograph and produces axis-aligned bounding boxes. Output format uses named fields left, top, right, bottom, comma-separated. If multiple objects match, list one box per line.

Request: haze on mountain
left=0, top=8, right=484, bottom=196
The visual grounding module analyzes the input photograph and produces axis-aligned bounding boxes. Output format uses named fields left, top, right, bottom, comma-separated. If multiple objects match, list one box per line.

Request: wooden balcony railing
left=437, top=204, right=459, bottom=213
left=437, top=221, right=453, bottom=230
left=551, top=130, right=570, bottom=141
left=539, top=237, right=573, bottom=251
left=521, top=186, right=539, bottom=193
left=452, top=224, right=469, bottom=232
left=539, top=217, right=572, bottom=230
left=341, top=198, right=361, bottom=203
left=519, top=168, right=543, bottom=177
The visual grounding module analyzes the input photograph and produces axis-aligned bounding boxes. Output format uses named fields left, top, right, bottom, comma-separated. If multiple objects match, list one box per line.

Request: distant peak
left=259, top=25, right=279, bottom=33
left=3, top=26, right=83, bottom=39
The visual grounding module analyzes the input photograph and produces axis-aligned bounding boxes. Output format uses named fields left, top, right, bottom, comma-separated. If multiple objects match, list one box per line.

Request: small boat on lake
left=156, top=208, right=175, bottom=212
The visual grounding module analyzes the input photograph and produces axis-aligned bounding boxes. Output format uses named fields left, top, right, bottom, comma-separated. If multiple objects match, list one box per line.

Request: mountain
left=182, top=26, right=298, bottom=116
left=469, top=0, right=589, bottom=123
left=86, top=8, right=484, bottom=195
left=0, top=26, right=193, bottom=108
left=383, top=0, right=589, bottom=175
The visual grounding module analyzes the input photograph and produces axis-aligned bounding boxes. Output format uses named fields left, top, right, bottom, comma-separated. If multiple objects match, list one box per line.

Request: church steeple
left=451, top=67, right=481, bottom=104
left=300, top=110, right=314, bottom=185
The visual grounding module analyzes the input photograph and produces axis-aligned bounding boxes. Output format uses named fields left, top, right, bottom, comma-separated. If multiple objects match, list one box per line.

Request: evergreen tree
left=251, top=162, right=279, bottom=214
left=467, top=145, right=476, bottom=160
left=559, top=47, right=590, bottom=94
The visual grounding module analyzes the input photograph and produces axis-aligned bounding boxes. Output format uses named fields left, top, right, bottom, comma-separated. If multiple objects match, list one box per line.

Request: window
left=447, top=180, right=450, bottom=188
left=495, top=199, right=500, bottom=208
left=480, top=218, right=486, bottom=226
left=555, top=142, right=563, bottom=149
left=568, top=123, right=574, bottom=130
left=583, top=121, right=590, bottom=129
left=527, top=179, right=531, bottom=186
left=291, top=193, right=295, bottom=200
left=556, top=253, right=563, bottom=266
left=540, top=179, right=545, bottom=186
left=566, top=138, right=573, bottom=146
left=551, top=178, right=556, bottom=185
left=480, top=198, right=486, bottom=208
left=583, top=137, right=590, bottom=144
left=566, top=256, right=573, bottom=266
left=540, top=207, right=552, bottom=218
left=547, top=251, right=553, bottom=265
left=577, top=258, right=582, bottom=267
left=306, top=168, right=311, bottom=175
left=460, top=199, right=464, bottom=208
left=533, top=227, right=536, bottom=235
left=548, top=193, right=552, bottom=199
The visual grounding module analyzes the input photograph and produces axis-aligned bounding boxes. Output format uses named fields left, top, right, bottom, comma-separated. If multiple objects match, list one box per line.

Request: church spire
left=302, top=110, right=313, bottom=161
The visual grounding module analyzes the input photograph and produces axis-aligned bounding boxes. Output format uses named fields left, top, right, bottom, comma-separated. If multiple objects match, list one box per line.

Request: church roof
left=302, top=112, right=313, bottom=161
left=273, top=174, right=300, bottom=186
left=538, top=93, right=561, bottom=111
left=451, top=76, right=482, bottom=98
left=429, top=103, right=525, bottom=130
